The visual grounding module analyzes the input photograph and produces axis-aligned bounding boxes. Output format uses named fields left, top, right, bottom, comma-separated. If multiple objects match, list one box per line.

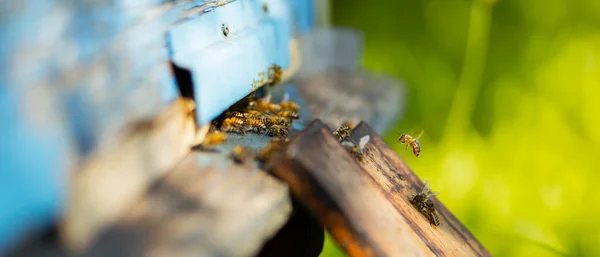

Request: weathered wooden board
left=270, top=119, right=433, bottom=257
left=349, top=122, right=490, bottom=257
left=81, top=150, right=291, bottom=257
left=62, top=98, right=197, bottom=252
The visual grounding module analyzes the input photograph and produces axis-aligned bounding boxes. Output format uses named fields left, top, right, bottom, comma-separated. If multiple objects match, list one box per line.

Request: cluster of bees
left=220, top=92, right=299, bottom=138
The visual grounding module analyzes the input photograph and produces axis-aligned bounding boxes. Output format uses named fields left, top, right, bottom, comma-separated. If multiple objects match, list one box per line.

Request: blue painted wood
left=290, top=0, right=315, bottom=34
left=168, top=0, right=291, bottom=125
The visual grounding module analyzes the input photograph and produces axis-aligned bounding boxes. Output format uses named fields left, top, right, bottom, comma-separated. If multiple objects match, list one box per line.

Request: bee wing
left=411, top=129, right=425, bottom=140
left=429, top=191, right=440, bottom=198
left=358, top=135, right=371, bottom=150
left=282, top=92, right=290, bottom=103
left=341, top=141, right=355, bottom=149
left=421, top=180, right=431, bottom=194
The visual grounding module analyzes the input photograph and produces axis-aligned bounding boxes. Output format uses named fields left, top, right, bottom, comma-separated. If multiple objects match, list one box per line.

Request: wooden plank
left=61, top=98, right=197, bottom=252
left=350, top=122, right=490, bottom=257
left=270, top=119, right=433, bottom=257
left=82, top=151, right=292, bottom=257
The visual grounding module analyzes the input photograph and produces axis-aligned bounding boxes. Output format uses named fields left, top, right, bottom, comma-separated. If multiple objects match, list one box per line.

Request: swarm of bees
left=396, top=129, right=424, bottom=157
left=411, top=180, right=441, bottom=226
left=218, top=92, right=299, bottom=138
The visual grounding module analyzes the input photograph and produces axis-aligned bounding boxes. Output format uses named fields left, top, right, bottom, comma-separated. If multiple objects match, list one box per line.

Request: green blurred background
left=321, top=0, right=600, bottom=256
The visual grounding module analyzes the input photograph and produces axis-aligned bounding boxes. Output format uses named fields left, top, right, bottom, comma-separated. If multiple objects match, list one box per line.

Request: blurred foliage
left=324, top=0, right=600, bottom=256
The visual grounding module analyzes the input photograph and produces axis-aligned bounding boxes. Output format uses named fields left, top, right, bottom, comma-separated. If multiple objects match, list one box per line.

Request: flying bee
left=262, top=2, right=269, bottom=13
left=221, top=117, right=246, bottom=135
left=221, top=23, right=230, bottom=37
left=229, top=145, right=252, bottom=164
left=396, top=129, right=424, bottom=157
left=341, top=135, right=370, bottom=161
left=277, top=110, right=299, bottom=120
left=410, top=180, right=441, bottom=226
left=192, top=131, right=228, bottom=151
left=333, top=125, right=351, bottom=142
left=280, top=93, right=301, bottom=112
left=244, top=117, right=267, bottom=133
left=268, top=125, right=288, bottom=138
left=267, top=116, right=291, bottom=127
left=267, top=64, right=282, bottom=86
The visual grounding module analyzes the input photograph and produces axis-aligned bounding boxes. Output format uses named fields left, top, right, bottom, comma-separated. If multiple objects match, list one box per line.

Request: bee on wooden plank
left=250, top=94, right=282, bottom=113
left=333, top=125, right=351, bottom=142
left=221, top=117, right=246, bottom=135
left=396, top=129, right=424, bottom=157
left=267, top=116, right=291, bottom=127
left=244, top=117, right=267, bottom=133
left=267, top=125, right=288, bottom=138
left=280, top=93, right=301, bottom=112
left=256, top=137, right=290, bottom=163
left=192, top=131, right=228, bottom=151
left=277, top=110, right=299, bottom=120
left=341, top=135, right=370, bottom=161
left=229, top=145, right=252, bottom=164
left=410, top=180, right=441, bottom=226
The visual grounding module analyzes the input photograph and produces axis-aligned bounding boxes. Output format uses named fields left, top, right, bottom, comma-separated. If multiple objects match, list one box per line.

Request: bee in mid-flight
left=333, top=125, right=351, bottom=142
left=410, top=180, right=441, bottom=226
left=341, top=135, right=370, bottom=161
left=221, top=23, right=230, bottom=37
left=396, top=129, right=424, bottom=157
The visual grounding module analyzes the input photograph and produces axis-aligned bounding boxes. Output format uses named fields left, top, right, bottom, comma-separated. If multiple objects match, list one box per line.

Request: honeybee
left=410, top=180, right=441, bottom=226
left=277, top=110, right=299, bottom=120
left=256, top=137, right=290, bottom=163
left=251, top=94, right=281, bottom=113
left=267, top=116, right=291, bottom=127
left=280, top=93, right=301, bottom=112
left=396, top=129, right=424, bottom=157
left=221, top=117, right=246, bottom=135
left=262, top=3, right=268, bottom=13
left=225, top=111, right=245, bottom=118
left=341, top=135, right=370, bottom=161
left=267, top=64, right=282, bottom=86
left=333, top=125, right=351, bottom=142
left=268, top=125, right=288, bottom=138
left=244, top=117, right=267, bottom=133
left=221, top=23, right=230, bottom=37
left=192, top=131, right=228, bottom=150
left=229, top=145, right=252, bottom=164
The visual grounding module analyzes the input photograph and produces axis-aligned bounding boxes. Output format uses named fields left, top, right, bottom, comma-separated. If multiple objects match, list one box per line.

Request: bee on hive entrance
left=268, top=125, right=288, bottom=138
left=221, top=117, right=246, bottom=135
left=333, top=125, right=352, bottom=142
left=267, top=64, right=282, bottom=86
left=267, top=116, right=291, bottom=127
left=229, top=145, right=251, bottom=164
left=396, top=129, right=424, bottom=157
left=244, top=117, right=267, bottom=133
left=192, top=131, right=228, bottom=151
left=280, top=93, right=301, bottom=112
left=341, top=135, right=370, bottom=161
left=277, top=110, right=299, bottom=120
left=410, top=180, right=441, bottom=226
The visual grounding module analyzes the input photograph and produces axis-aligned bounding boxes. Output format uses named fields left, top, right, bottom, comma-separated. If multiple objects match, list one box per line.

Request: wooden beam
left=350, top=122, right=490, bottom=257
left=81, top=151, right=292, bottom=257
left=61, top=98, right=197, bottom=252
left=270, top=119, right=433, bottom=257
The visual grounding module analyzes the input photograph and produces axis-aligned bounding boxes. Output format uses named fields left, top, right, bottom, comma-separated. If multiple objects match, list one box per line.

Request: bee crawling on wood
left=229, top=145, right=252, bottom=164
left=280, top=93, right=301, bottom=112
left=256, top=137, right=290, bottom=163
left=221, top=117, right=246, bottom=135
left=277, top=110, right=299, bottom=120
left=341, top=135, right=370, bottom=161
left=267, top=125, right=288, bottom=138
left=244, top=117, right=268, bottom=133
left=411, top=180, right=441, bottom=226
left=192, top=131, right=228, bottom=151
left=396, top=129, right=424, bottom=157
left=267, top=116, right=292, bottom=127
left=333, top=125, right=352, bottom=142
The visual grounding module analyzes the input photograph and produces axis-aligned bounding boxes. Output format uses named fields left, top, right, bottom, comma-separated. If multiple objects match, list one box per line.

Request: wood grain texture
left=350, top=122, right=491, bottom=257
left=271, top=119, right=434, bottom=257
left=82, top=151, right=292, bottom=257
left=62, top=98, right=197, bottom=252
